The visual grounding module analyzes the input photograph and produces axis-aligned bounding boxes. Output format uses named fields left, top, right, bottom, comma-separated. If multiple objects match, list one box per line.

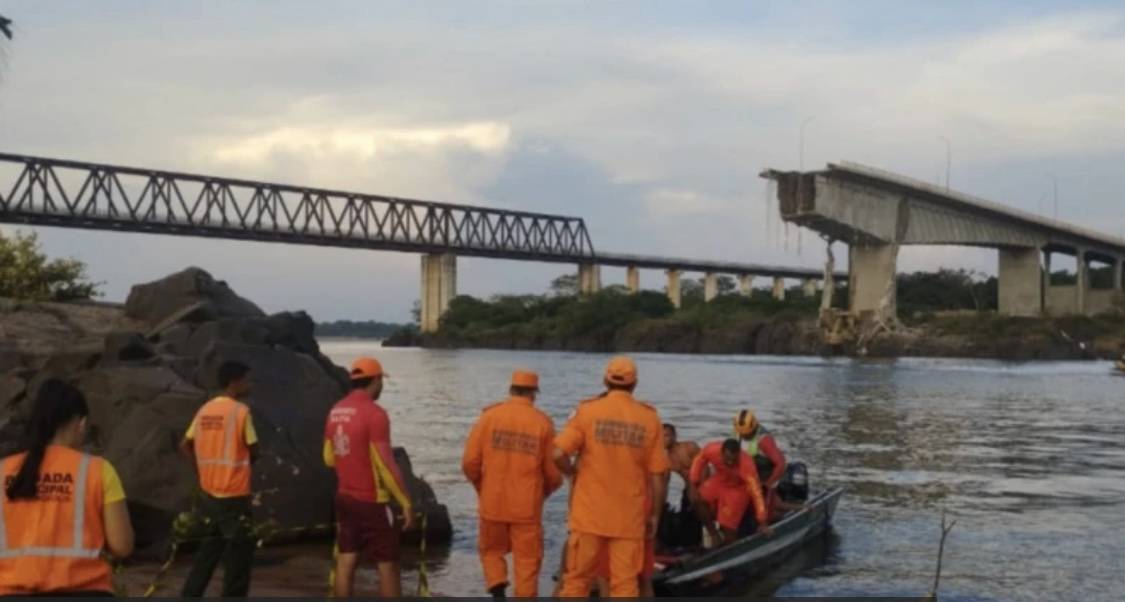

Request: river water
left=127, top=343, right=1125, bottom=599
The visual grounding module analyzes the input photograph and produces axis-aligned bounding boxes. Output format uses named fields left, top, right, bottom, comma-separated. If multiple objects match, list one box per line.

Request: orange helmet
left=733, top=409, right=758, bottom=437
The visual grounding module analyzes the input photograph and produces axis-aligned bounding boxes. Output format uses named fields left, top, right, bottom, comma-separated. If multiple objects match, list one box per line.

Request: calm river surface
left=296, top=344, right=1124, bottom=600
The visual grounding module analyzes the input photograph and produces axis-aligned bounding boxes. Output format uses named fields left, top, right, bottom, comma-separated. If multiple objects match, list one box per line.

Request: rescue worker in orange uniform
left=462, top=369, right=563, bottom=598
left=180, top=360, right=259, bottom=597
left=689, top=439, right=772, bottom=544
left=554, top=356, right=669, bottom=598
left=324, top=357, right=415, bottom=598
left=0, top=379, right=134, bottom=596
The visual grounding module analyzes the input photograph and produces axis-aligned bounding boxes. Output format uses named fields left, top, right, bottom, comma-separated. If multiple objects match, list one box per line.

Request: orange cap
left=349, top=357, right=385, bottom=380
left=511, top=369, right=540, bottom=390
left=604, top=356, right=637, bottom=386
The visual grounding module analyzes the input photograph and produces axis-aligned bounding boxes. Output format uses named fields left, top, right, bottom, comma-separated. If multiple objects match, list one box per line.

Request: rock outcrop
left=0, top=268, right=451, bottom=554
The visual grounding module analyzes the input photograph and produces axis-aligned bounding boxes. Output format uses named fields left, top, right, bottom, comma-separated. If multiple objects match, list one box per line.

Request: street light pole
left=1050, top=174, right=1059, bottom=220
left=800, top=116, right=815, bottom=170
left=938, top=136, right=951, bottom=191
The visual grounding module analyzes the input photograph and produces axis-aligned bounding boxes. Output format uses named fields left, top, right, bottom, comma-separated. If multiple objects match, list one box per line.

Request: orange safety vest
left=192, top=396, right=252, bottom=497
left=0, top=447, right=112, bottom=594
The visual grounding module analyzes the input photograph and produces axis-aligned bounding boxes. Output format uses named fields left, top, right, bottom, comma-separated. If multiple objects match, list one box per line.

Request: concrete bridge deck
left=762, top=162, right=1125, bottom=318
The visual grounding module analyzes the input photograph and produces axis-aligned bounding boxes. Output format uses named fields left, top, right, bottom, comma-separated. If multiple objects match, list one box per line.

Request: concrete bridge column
left=801, top=279, right=817, bottom=297
left=420, top=252, right=457, bottom=334
left=626, top=266, right=641, bottom=294
left=666, top=269, right=682, bottom=309
left=704, top=272, right=719, bottom=302
left=772, top=277, right=786, bottom=301
left=1076, top=249, right=1088, bottom=315
left=739, top=274, right=754, bottom=297
left=578, top=263, right=601, bottom=295
left=998, top=247, right=1043, bottom=317
left=1115, top=258, right=1123, bottom=291
left=848, top=243, right=898, bottom=320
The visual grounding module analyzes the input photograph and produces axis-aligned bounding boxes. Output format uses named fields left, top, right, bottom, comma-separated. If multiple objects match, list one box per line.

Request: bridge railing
left=0, top=153, right=596, bottom=261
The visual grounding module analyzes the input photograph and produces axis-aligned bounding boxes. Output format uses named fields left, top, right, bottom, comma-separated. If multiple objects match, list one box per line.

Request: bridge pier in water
left=578, top=263, right=601, bottom=295
left=420, top=253, right=457, bottom=334
left=703, top=272, right=719, bottom=302
left=771, top=276, right=786, bottom=301
left=665, top=269, right=682, bottom=308
left=626, top=266, right=641, bottom=294
left=739, top=274, right=754, bottom=297
left=998, top=247, right=1043, bottom=317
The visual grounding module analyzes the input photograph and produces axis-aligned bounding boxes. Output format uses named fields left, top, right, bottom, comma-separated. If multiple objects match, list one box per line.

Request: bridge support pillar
left=1115, top=258, right=1123, bottom=291
left=704, top=272, right=719, bottom=302
left=666, top=269, right=682, bottom=309
left=739, top=275, right=754, bottom=297
left=626, top=266, right=641, bottom=294
left=998, top=247, right=1043, bottom=317
left=1076, top=249, right=1088, bottom=315
left=801, top=279, right=817, bottom=297
left=578, top=263, right=601, bottom=295
left=420, top=253, right=457, bottom=334
left=848, top=243, right=897, bottom=320
left=772, top=277, right=786, bottom=301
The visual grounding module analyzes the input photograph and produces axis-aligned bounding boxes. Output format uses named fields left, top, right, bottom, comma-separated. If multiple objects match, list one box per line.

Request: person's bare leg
left=692, top=498, right=722, bottom=544
left=334, top=553, right=358, bottom=598
left=640, top=575, right=655, bottom=597
left=377, top=561, right=402, bottom=597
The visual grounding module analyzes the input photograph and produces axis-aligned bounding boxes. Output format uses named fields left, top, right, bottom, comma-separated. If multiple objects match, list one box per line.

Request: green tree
left=0, top=231, right=101, bottom=301
left=549, top=273, right=578, bottom=297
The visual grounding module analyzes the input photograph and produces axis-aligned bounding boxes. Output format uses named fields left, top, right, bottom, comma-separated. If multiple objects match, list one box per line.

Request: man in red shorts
left=689, top=439, right=772, bottom=544
left=323, top=357, right=415, bottom=597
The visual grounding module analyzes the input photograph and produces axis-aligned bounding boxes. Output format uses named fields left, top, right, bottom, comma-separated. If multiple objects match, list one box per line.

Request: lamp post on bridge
left=1049, top=174, right=1059, bottom=221
left=799, top=116, right=815, bottom=170
left=938, top=136, right=951, bottom=192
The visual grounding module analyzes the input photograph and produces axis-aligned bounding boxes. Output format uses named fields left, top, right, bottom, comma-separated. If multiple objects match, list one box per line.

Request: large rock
left=125, top=267, right=265, bottom=328
left=0, top=269, right=452, bottom=554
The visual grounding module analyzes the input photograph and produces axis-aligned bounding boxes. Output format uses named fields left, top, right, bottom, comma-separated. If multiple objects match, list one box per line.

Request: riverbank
left=384, top=290, right=1125, bottom=360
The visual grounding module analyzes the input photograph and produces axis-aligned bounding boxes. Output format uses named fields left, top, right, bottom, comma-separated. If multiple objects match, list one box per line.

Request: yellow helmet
left=733, top=409, right=758, bottom=437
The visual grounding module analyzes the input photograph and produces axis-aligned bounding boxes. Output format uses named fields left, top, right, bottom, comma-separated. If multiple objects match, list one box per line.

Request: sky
left=2, top=1, right=1125, bottom=321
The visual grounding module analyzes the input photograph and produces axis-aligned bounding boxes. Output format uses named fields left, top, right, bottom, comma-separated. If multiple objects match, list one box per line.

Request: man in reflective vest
left=462, top=369, right=562, bottom=598
left=180, top=360, right=259, bottom=597
left=733, top=409, right=786, bottom=519
left=554, top=356, right=669, bottom=598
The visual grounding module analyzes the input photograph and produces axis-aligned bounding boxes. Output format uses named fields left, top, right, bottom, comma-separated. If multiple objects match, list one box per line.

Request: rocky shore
left=0, top=268, right=451, bottom=555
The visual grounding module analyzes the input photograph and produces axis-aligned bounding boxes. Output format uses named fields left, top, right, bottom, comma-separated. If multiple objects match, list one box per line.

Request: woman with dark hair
left=0, top=379, right=134, bottom=596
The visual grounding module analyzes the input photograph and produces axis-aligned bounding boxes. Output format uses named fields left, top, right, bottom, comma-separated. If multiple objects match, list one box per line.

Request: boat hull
left=653, top=486, right=844, bottom=596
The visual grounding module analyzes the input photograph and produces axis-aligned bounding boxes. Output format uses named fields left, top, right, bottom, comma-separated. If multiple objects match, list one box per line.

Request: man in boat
left=689, top=439, right=772, bottom=544
left=661, top=423, right=720, bottom=547
left=733, top=409, right=786, bottom=519
left=554, top=356, right=669, bottom=598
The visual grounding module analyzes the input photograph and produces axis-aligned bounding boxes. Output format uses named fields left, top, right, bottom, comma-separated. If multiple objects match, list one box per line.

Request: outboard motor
left=777, top=461, right=809, bottom=502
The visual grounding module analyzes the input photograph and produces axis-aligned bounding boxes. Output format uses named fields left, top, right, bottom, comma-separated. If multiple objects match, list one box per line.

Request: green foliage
left=315, top=319, right=411, bottom=338
left=897, top=269, right=996, bottom=315
left=0, top=230, right=100, bottom=301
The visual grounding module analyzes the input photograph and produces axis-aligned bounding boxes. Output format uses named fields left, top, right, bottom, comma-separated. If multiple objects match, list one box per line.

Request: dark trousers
left=181, top=494, right=255, bottom=597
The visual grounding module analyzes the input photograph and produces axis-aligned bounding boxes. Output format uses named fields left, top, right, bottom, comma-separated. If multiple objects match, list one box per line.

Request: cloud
left=209, top=122, right=511, bottom=166
left=5, top=4, right=1125, bottom=319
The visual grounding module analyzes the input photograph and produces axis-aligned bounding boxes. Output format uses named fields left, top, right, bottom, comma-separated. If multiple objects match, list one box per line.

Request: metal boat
left=653, top=487, right=844, bottom=595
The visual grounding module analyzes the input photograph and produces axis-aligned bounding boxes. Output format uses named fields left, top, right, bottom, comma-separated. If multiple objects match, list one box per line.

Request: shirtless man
left=662, top=424, right=721, bottom=545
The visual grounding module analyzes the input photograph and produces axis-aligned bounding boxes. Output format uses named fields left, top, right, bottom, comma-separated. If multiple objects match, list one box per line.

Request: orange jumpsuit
left=555, top=391, right=670, bottom=598
left=689, top=441, right=767, bottom=533
left=462, top=395, right=562, bottom=597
